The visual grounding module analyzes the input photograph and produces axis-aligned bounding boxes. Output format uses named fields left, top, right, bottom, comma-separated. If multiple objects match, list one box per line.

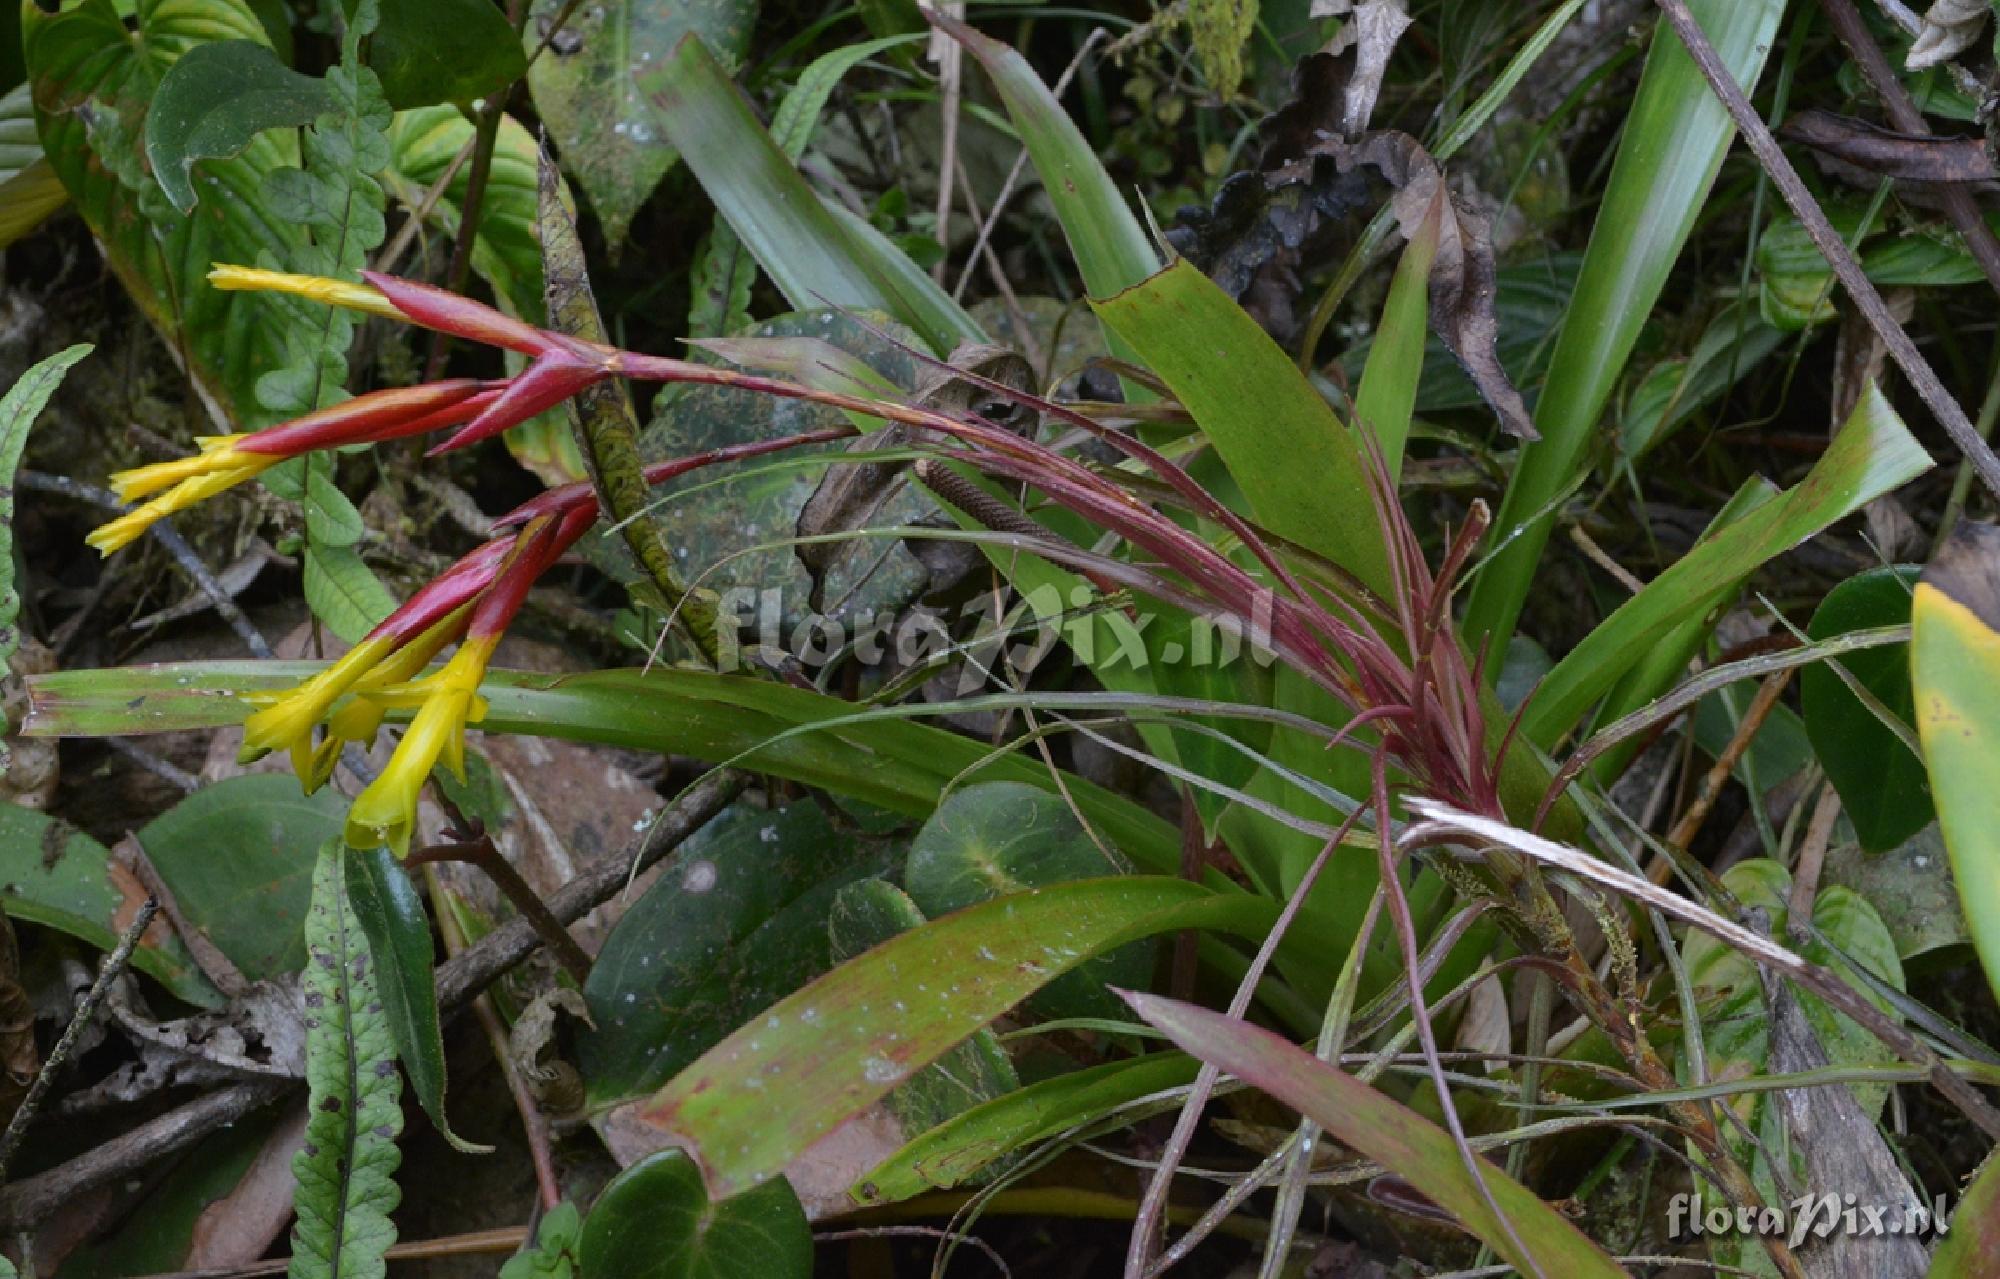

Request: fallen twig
left=1656, top=0, right=2000, bottom=500
left=0, top=897, right=158, bottom=1182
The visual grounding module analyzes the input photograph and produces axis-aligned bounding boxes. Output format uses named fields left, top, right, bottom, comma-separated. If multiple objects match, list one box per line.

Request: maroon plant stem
left=407, top=827, right=594, bottom=986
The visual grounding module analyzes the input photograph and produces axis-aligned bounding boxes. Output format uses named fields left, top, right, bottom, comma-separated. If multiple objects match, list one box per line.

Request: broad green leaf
left=0, top=801, right=216, bottom=1006
left=137, top=774, right=344, bottom=982
left=1802, top=566, right=1930, bottom=851
left=578, top=801, right=895, bottom=1105
left=1124, top=991, right=1627, bottom=1279
left=0, top=346, right=88, bottom=668
left=499, top=1201, right=580, bottom=1279
left=346, top=847, right=484, bottom=1153
left=24, top=662, right=1182, bottom=873
left=24, top=0, right=303, bottom=428
left=290, top=843, right=402, bottom=1279
left=904, top=781, right=1148, bottom=1022
left=1524, top=383, right=1931, bottom=747
left=854, top=1051, right=1198, bottom=1203
left=1462, top=0, right=1787, bottom=655
left=143, top=40, right=333, bottom=213
left=1621, top=302, right=1786, bottom=459
left=1912, top=522, right=2000, bottom=1004
left=371, top=0, right=524, bottom=111
left=1093, top=258, right=1387, bottom=592
left=302, top=543, right=396, bottom=644
left=826, top=878, right=1019, bottom=1139
left=578, top=1150, right=810, bottom=1279
left=639, top=877, right=1283, bottom=1197
left=525, top=0, right=752, bottom=248
left=0, top=82, right=66, bottom=248
left=1680, top=859, right=1904, bottom=1277
left=940, top=16, right=1158, bottom=302
left=1683, top=860, right=1904, bottom=1118
left=650, top=34, right=981, bottom=356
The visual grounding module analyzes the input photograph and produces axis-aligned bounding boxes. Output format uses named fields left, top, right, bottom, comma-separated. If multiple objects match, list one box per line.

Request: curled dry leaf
left=1781, top=109, right=1996, bottom=185
left=1167, top=50, right=1535, bottom=437
left=1908, top=0, right=1989, bottom=71
left=1310, top=0, right=1414, bottom=137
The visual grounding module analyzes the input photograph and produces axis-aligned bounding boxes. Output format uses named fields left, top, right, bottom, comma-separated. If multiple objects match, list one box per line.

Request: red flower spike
left=426, top=353, right=612, bottom=455
left=360, top=271, right=558, bottom=357
left=238, top=380, right=500, bottom=457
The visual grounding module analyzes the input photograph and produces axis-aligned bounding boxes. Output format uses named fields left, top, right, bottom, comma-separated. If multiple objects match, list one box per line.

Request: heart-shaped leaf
left=143, top=39, right=334, bottom=213
left=578, top=1150, right=810, bottom=1279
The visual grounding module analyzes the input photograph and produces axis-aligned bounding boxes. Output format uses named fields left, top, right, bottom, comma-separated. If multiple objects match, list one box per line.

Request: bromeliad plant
left=31, top=5, right=2000, bottom=1277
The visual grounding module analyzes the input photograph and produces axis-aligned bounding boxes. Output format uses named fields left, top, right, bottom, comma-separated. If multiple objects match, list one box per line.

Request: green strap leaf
left=1462, top=0, right=1788, bottom=655
left=855, top=1051, right=1198, bottom=1203
left=1092, top=258, right=1388, bottom=592
left=345, top=847, right=487, bottom=1154
left=651, top=33, right=981, bottom=356
left=0, top=345, right=89, bottom=669
left=934, top=13, right=1157, bottom=301
left=144, top=39, right=335, bottom=214
left=23, top=663, right=1182, bottom=874
left=1523, top=381, right=1931, bottom=747
left=290, top=843, right=403, bottom=1279
left=637, top=876, right=1282, bottom=1199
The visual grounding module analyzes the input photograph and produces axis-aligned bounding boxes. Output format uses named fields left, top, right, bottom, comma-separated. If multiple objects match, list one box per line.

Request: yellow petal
left=208, top=265, right=404, bottom=321
left=108, top=435, right=249, bottom=502
left=88, top=456, right=277, bottom=555
left=344, top=636, right=496, bottom=855
left=239, top=633, right=399, bottom=763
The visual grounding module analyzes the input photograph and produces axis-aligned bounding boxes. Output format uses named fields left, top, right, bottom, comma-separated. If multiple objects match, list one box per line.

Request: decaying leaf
left=1168, top=51, right=1534, bottom=437
left=1782, top=109, right=1996, bottom=185
left=1309, top=0, right=1413, bottom=136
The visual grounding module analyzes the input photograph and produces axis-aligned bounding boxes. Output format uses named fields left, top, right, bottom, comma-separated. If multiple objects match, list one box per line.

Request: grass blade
left=1121, top=990, right=1626, bottom=1278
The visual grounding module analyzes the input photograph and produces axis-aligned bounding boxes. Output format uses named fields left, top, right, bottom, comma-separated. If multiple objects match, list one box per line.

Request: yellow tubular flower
left=238, top=632, right=400, bottom=766
left=207, top=265, right=405, bottom=321
left=108, top=435, right=248, bottom=502
left=87, top=452, right=280, bottom=554
left=344, top=634, right=499, bottom=855
left=323, top=611, right=470, bottom=749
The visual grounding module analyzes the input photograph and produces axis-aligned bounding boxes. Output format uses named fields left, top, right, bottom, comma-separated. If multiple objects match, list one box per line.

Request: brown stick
left=1815, top=0, right=2000, bottom=299
left=1647, top=668, right=1796, bottom=884
left=0, top=771, right=745, bottom=1230
left=1656, top=0, right=2000, bottom=499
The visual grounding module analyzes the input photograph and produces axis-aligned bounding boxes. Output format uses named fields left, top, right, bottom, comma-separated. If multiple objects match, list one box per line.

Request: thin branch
left=20, top=471, right=273, bottom=658
left=1656, top=0, right=2000, bottom=499
left=1817, top=0, right=2000, bottom=299
left=0, top=898, right=158, bottom=1182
